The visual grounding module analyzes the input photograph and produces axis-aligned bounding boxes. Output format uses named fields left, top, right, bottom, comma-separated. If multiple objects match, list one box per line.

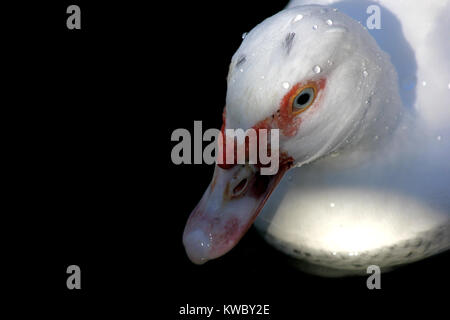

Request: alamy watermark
left=66, top=265, right=81, bottom=290
left=66, top=5, right=81, bottom=30
left=366, top=5, right=381, bottom=30
left=366, top=265, right=381, bottom=289
left=171, top=121, right=280, bottom=175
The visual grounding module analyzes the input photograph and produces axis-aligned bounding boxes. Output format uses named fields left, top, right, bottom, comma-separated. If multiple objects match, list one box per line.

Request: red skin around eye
left=218, top=108, right=236, bottom=169
left=217, top=78, right=326, bottom=169
left=218, top=128, right=234, bottom=169
left=253, top=78, right=327, bottom=136
left=276, top=78, right=326, bottom=136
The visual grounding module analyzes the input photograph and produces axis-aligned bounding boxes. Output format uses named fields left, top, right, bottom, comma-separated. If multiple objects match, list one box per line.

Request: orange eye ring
left=289, top=83, right=318, bottom=116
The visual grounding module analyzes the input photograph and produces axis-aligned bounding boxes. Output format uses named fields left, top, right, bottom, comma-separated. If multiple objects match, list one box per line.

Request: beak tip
left=183, top=228, right=211, bottom=265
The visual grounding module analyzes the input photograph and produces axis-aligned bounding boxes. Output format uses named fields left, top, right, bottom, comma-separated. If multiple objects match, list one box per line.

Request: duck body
left=253, top=1, right=450, bottom=275
left=183, top=1, right=450, bottom=275
left=255, top=118, right=450, bottom=275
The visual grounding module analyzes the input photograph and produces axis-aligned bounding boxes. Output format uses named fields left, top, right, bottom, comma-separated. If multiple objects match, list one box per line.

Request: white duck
left=183, top=0, right=450, bottom=275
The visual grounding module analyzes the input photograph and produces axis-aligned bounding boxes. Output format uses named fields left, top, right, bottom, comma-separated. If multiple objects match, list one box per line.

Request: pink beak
left=183, top=162, right=291, bottom=264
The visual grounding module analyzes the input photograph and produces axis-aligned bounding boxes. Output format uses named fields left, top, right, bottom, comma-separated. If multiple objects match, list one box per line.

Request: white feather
left=224, top=2, right=450, bottom=275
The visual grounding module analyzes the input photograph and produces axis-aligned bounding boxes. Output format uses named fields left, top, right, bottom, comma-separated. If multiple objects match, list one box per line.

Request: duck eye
left=292, top=87, right=315, bottom=114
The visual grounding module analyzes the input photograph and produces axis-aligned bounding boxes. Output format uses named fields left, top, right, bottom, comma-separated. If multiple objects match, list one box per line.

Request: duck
left=183, top=0, right=450, bottom=276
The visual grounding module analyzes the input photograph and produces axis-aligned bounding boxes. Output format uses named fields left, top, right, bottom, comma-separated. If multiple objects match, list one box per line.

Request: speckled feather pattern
left=264, top=223, right=450, bottom=273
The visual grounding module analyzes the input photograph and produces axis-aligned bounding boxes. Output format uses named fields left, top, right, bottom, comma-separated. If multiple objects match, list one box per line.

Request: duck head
left=183, top=5, right=401, bottom=264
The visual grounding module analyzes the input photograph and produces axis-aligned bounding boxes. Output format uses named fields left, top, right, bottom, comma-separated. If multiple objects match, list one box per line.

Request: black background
left=6, top=0, right=449, bottom=317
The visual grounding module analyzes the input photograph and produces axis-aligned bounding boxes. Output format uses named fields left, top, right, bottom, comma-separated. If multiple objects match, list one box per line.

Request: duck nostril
left=233, top=178, right=248, bottom=196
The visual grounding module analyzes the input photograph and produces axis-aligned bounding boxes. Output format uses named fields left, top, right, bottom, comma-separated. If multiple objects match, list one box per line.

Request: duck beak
left=183, top=162, right=291, bottom=264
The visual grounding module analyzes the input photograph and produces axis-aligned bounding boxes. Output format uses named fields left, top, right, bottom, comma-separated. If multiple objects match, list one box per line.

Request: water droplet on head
left=447, top=83, right=450, bottom=89
left=260, top=75, right=265, bottom=80
left=330, top=202, right=335, bottom=208
left=326, top=19, right=333, bottom=26
left=363, top=70, right=369, bottom=77
left=422, top=81, right=427, bottom=86
left=239, top=68, right=244, bottom=73
left=313, top=65, right=321, bottom=74
left=437, top=135, right=442, bottom=141
left=332, top=8, right=338, bottom=12
left=293, top=14, right=303, bottom=22
left=327, top=60, right=333, bottom=66
left=282, top=81, right=290, bottom=89
left=242, top=32, right=248, bottom=39
left=312, top=25, right=318, bottom=30
left=374, top=135, right=379, bottom=140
